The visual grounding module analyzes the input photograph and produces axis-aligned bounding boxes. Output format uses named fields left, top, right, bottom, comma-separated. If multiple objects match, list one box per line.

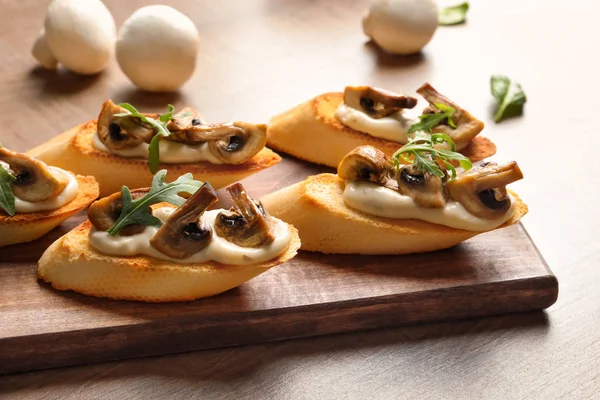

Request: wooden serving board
left=0, top=156, right=558, bottom=374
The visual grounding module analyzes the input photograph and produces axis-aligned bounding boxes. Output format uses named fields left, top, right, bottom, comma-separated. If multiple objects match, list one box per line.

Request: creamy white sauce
left=89, top=208, right=292, bottom=265
left=14, top=167, right=79, bottom=213
left=335, top=103, right=421, bottom=144
left=343, top=181, right=514, bottom=232
left=92, top=131, right=224, bottom=164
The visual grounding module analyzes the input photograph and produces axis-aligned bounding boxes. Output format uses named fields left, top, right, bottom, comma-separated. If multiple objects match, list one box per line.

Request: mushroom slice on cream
left=215, top=183, right=275, bottom=247
left=338, top=145, right=392, bottom=184
left=149, top=183, right=218, bottom=259
left=417, top=83, right=484, bottom=148
left=97, top=100, right=157, bottom=150
left=447, top=161, right=523, bottom=220
left=208, top=122, right=267, bottom=164
left=164, top=107, right=207, bottom=138
left=344, top=86, right=418, bottom=119
left=396, top=164, right=448, bottom=209
left=0, top=148, right=68, bottom=202
left=88, top=188, right=150, bottom=236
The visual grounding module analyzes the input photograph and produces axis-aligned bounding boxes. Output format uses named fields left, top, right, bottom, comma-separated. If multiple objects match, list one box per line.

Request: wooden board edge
left=0, top=274, right=558, bottom=375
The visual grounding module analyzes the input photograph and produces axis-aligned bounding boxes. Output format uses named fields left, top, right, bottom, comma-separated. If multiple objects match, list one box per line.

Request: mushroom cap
left=44, top=0, right=116, bottom=75
left=363, top=0, right=438, bottom=55
left=116, top=5, right=200, bottom=92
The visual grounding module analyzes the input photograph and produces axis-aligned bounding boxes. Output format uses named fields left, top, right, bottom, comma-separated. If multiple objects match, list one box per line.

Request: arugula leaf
left=0, top=163, right=16, bottom=216
left=490, top=75, right=527, bottom=122
left=408, top=103, right=456, bottom=133
left=438, top=2, right=470, bottom=26
left=107, top=170, right=204, bottom=236
left=116, top=103, right=176, bottom=173
left=393, top=132, right=472, bottom=180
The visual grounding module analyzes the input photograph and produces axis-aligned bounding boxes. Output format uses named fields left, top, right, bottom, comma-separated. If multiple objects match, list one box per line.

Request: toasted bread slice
left=28, top=121, right=282, bottom=197
left=0, top=174, right=99, bottom=247
left=37, top=220, right=300, bottom=302
left=261, top=173, right=527, bottom=255
left=266, top=93, right=496, bottom=168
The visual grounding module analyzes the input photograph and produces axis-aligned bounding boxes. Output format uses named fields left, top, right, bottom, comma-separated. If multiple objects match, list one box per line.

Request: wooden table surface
left=0, top=0, right=598, bottom=398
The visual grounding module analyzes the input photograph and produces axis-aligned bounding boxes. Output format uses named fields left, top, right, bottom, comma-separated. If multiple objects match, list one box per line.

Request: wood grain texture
left=0, top=0, right=599, bottom=398
left=0, top=155, right=557, bottom=374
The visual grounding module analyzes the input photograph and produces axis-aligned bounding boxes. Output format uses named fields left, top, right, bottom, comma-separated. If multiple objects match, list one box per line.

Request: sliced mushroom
left=0, top=148, right=68, bottom=202
left=338, top=145, right=392, bottom=184
left=344, top=86, right=418, bottom=119
left=163, top=107, right=211, bottom=142
left=149, top=183, right=218, bottom=259
left=396, top=164, right=448, bottom=208
left=416, top=83, right=484, bottom=150
left=447, top=161, right=523, bottom=219
left=97, top=100, right=157, bottom=150
left=208, top=122, right=267, bottom=164
left=214, top=183, right=275, bottom=247
left=166, top=121, right=245, bottom=144
left=88, top=188, right=150, bottom=236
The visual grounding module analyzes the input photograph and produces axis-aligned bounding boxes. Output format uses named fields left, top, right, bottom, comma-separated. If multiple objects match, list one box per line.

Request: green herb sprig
left=490, top=75, right=527, bottom=123
left=115, top=103, right=175, bottom=173
left=408, top=103, right=456, bottom=134
left=393, top=132, right=472, bottom=180
left=438, top=2, right=470, bottom=26
left=0, top=163, right=16, bottom=216
left=107, top=170, right=203, bottom=236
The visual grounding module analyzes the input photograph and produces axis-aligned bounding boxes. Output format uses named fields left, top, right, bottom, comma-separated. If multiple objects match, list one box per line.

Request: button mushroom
left=149, top=183, right=218, bottom=259
left=338, top=145, right=392, bottom=184
left=97, top=100, right=157, bottom=150
left=214, top=183, right=275, bottom=248
left=397, top=164, right=448, bottom=208
left=344, top=86, right=418, bottom=119
left=208, top=122, right=267, bottom=164
left=416, top=83, right=484, bottom=150
left=447, top=161, right=524, bottom=219
left=0, top=148, right=68, bottom=202
left=88, top=188, right=150, bottom=236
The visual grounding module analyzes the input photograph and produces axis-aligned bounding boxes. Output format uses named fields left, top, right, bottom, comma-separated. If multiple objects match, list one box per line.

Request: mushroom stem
left=0, top=147, right=68, bottom=202
left=149, top=183, right=218, bottom=259
left=344, top=86, right=418, bottom=119
left=214, top=183, right=275, bottom=248
left=32, top=30, right=58, bottom=70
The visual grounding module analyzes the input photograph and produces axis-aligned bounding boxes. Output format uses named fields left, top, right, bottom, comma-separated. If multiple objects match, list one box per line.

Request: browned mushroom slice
left=447, top=161, right=523, bottom=219
left=344, top=86, right=418, bottom=119
left=214, top=183, right=275, bottom=248
left=88, top=188, right=150, bottom=236
left=396, top=164, right=448, bottom=208
left=208, top=122, right=267, bottom=164
left=97, top=100, right=157, bottom=150
left=416, top=83, right=484, bottom=149
left=163, top=107, right=209, bottom=142
left=0, top=148, right=68, bottom=202
left=338, top=145, right=392, bottom=184
left=165, top=121, right=244, bottom=144
left=149, top=183, right=218, bottom=259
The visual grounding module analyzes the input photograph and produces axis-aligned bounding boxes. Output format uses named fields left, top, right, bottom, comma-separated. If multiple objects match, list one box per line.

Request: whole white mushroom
left=363, top=0, right=438, bottom=55
left=116, top=5, right=200, bottom=92
left=42, top=0, right=116, bottom=74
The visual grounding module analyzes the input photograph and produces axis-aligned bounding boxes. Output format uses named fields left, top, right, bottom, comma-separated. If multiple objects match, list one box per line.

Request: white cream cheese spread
left=92, top=131, right=224, bottom=164
left=343, top=181, right=514, bottom=232
left=89, top=207, right=292, bottom=265
left=14, top=167, right=79, bottom=213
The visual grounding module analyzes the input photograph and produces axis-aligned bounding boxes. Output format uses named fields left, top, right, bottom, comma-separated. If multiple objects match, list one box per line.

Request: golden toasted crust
left=28, top=121, right=282, bottom=197
left=0, top=174, right=99, bottom=247
left=37, top=220, right=300, bottom=302
left=261, top=173, right=527, bottom=255
left=267, top=93, right=496, bottom=168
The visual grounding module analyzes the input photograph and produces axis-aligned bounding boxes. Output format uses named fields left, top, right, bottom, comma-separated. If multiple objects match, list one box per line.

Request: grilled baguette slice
left=37, top=220, right=300, bottom=302
left=266, top=93, right=495, bottom=168
left=28, top=121, right=282, bottom=197
left=0, top=174, right=99, bottom=247
left=260, top=173, right=527, bottom=255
